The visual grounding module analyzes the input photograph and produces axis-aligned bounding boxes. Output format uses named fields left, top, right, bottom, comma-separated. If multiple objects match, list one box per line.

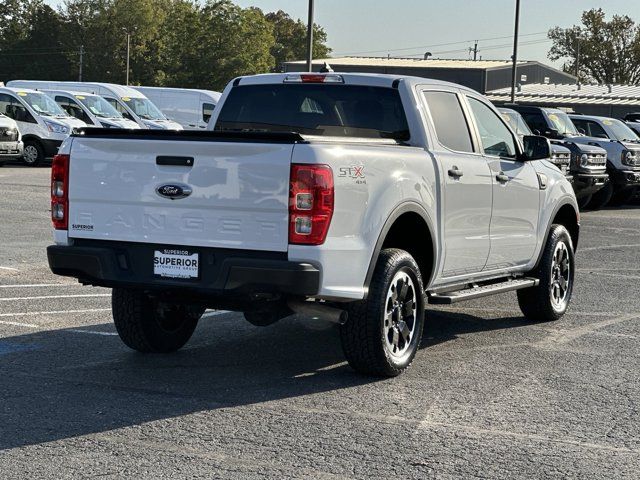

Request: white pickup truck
left=48, top=73, right=580, bottom=376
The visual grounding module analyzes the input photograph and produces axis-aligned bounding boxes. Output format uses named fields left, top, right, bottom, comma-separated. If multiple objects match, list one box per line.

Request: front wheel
left=517, top=225, right=575, bottom=322
left=112, top=288, right=204, bottom=353
left=587, top=182, right=613, bottom=210
left=22, top=140, right=44, bottom=167
left=340, top=248, right=425, bottom=377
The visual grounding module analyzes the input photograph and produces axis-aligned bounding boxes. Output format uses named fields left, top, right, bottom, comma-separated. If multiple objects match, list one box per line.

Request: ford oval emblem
left=156, top=183, right=192, bottom=200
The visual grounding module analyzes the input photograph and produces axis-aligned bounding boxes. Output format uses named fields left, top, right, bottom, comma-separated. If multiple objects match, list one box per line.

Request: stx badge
left=338, top=165, right=366, bottom=184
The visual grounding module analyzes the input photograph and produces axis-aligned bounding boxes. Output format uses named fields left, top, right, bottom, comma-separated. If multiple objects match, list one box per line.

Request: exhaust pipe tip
left=288, top=300, right=349, bottom=325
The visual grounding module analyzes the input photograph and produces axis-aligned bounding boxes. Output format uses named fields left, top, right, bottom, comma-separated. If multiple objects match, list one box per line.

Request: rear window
left=214, top=84, right=409, bottom=140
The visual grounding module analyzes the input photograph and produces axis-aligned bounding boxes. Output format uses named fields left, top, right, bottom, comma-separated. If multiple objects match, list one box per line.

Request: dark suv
left=509, top=105, right=609, bottom=208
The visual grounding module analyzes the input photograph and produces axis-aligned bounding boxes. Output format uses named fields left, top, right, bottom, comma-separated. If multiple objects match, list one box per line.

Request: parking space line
left=68, top=329, right=118, bottom=336
left=0, top=308, right=110, bottom=317
left=0, top=283, right=82, bottom=288
left=0, top=294, right=111, bottom=301
left=0, top=266, right=20, bottom=272
left=0, top=320, right=40, bottom=328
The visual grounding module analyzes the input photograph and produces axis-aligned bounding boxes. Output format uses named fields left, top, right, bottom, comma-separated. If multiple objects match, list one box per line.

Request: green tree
left=0, top=0, right=71, bottom=82
left=548, top=8, right=640, bottom=85
left=265, top=9, right=331, bottom=72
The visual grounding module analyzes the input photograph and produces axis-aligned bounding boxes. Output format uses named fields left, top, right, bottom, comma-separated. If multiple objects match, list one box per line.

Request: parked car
left=569, top=114, right=640, bottom=207
left=623, top=113, right=640, bottom=123
left=47, top=73, right=580, bottom=377
left=43, top=90, right=140, bottom=129
left=131, top=86, right=221, bottom=130
left=0, top=87, right=86, bottom=166
left=498, top=107, right=572, bottom=178
left=7, top=81, right=182, bottom=130
left=0, top=113, right=23, bottom=166
left=508, top=105, right=609, bottom=209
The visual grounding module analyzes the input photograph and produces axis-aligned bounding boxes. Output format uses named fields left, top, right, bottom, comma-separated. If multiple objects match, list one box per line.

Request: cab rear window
left=215, top=84, right=409, bottom=140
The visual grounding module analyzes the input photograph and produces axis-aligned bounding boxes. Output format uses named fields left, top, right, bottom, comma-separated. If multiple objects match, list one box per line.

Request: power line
left=332, top=31, right=548, bottom=57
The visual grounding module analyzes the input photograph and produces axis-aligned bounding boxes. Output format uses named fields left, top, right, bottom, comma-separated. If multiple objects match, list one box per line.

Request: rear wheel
left=112, top=288, right=203, bottom=353
left=587, top=182, right=613, bottom=210
left=340, top=249, right=425, bottom=377
left=518, top=225, right=574, bottom=322
left=22, top=140, right=44, bottom=167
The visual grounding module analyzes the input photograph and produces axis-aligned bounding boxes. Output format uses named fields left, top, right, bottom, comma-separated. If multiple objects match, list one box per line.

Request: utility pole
left=78, top=45, right=84, bottom=81
left=472, top=41, right=478, bottom=61
left=125, top=32, right=131, bottom=85
left=510, top=0, right=521, bottom=103
left=305, top=0, right=314, bottom=72
left=575, top=37, right=581, bottom=84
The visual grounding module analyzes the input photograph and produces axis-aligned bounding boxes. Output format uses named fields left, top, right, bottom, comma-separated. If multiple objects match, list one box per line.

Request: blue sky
left=46, top=0, right=640, bottom=65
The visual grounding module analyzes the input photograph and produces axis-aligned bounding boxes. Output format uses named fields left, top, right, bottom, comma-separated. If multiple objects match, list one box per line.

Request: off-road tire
left=112, top=288, right=203, bottom=353
left=340, top=248, right=425, bottom=377
left=587, top=182, right=613, bottom=210
left=517, top=225, right=575, bottom=322
left=22, top=140, right=44, bottom=167
left=609, top=187, right=636, bottom=206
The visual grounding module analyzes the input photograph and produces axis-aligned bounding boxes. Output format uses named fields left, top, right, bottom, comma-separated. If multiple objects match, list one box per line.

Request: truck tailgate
left=67, top=134, right=293, bottom=252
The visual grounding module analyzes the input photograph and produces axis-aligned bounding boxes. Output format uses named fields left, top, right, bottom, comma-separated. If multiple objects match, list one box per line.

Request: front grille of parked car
left=0, top=129, right=18, bottom=142
left=588, top=154, right=606, bottom=165
left=551, top=152, right=570, bottom=165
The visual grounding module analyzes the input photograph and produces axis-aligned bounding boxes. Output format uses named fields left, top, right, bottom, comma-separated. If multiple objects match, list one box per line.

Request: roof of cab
left=132, top=86, right=222, bottom=101
left=80, top=82, right=146, bottom=98
left=234, top=72, right=479, bottom=94
left=0, top=86, right=41, bottom=94
left=41, top=89, right=101, bottom=98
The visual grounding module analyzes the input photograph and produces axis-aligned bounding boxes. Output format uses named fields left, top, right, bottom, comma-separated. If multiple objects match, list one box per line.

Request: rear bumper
left=47, top=241, right=320, bottom=297
left=572, top=172, right=609, bottom=197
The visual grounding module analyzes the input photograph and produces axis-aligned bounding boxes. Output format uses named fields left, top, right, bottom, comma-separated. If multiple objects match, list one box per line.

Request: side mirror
left=521, top=135, right=551, bottom=161
left=577, top=128, right=586, bottom=135
left=544, top=128, right=559, bottom=138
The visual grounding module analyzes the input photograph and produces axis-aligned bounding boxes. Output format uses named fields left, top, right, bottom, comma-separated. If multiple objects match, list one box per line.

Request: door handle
left=448, top=166, right=464, bottom=178
left=496, top=172, right=509, bottom=183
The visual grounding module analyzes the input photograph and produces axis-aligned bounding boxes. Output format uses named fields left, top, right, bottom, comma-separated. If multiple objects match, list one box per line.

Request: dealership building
left=283, top=56, right=576, bottom=94
left=487, top=83, right=640, bottom=118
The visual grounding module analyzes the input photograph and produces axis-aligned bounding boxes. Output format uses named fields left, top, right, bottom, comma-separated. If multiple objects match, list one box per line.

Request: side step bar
left=427, top=278, right=539, bottom=305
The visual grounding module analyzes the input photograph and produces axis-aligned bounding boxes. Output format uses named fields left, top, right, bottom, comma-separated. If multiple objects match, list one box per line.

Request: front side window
left=467, top=97, right=517, bottom=158
left=106, top=98, right=135, bottom=121
left=55, top=96, right=91, bottom=123
left=0, top=93, right=36, bottom=123
left=423, top=91, right=474, bottom=152
left=585, top=121, right=608, bottom=138
left=215, top=84, right=409, bottom=140
left=77, top=95, right=122, bottom=119
left=521, top=112, right=548, bottom=134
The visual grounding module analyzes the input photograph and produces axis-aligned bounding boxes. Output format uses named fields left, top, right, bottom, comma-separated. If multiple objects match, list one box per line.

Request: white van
left=43, top=90, right=140, bottom=129
left=7, top=81, right=182, bottom=130
left=131, top=86, right=221, bottom=130
left=0, top=87, right=86, bottom=166
left=0, top=113, right=23, bottom=166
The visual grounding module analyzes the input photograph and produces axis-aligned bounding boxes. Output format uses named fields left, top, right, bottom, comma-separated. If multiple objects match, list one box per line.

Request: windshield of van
left=76, top=94, right=122, bottom=119
left=215, top=84, right=410, bottom=140
left=18, top=92, right=68, bottom=117
left=500, top=110, right=532, bottom=136
left=545, top=110, right=579, bottom=135
left=602, top=118, right=640, bottom=142
left=122, top=97, right=165, bottom=120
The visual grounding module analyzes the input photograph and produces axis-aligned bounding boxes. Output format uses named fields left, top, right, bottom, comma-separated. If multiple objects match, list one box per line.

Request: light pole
left=510, top=0, right=520, bottom=103
left=125, top=31, right=131, bottom=85
left=306, top=0, right=314, bottom=72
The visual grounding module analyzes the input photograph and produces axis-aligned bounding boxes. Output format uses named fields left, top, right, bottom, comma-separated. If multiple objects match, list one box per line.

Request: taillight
left=51, top=154, right=70, bottom=230
left=289, top=164, right=334, bottom=245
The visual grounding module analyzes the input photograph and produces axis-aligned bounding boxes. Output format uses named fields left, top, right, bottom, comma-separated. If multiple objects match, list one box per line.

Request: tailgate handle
left=156, top=156, right=194, bottom=167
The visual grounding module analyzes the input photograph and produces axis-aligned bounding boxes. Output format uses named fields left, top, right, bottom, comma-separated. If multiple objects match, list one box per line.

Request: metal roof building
left=487, top=83, right=640, bottom=118
left=282, top=57, right=576, bottom=94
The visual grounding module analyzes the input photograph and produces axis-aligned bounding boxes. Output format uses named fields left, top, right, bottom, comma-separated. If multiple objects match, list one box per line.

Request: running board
left=427, top=278, right=539, bottom=305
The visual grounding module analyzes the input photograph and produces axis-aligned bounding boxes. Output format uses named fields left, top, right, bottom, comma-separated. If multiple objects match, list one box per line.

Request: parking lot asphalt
left=0, top=164, right=638, bottom=479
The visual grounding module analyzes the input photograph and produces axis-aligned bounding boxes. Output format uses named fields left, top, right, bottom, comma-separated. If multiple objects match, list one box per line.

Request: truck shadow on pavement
left=0, top=309, right=525, bottom=450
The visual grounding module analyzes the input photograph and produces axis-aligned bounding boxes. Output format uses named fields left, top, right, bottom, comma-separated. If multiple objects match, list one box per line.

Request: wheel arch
left=363, top=202, right=437, bottom=298
left=535, top=199, right=580, bottom=269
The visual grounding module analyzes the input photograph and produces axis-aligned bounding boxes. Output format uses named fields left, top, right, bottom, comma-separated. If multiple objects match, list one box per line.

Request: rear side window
left=215, top=84, right=409, bottom=140
left=521, top=112, right=548, bottom=134
left=202, top=103, right=215, bottom=123
left=423, top=91, right=474, bottom=153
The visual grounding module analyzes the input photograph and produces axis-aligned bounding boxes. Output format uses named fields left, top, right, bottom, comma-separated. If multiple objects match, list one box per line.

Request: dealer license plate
left=153, top=248, right=199, bottom=279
